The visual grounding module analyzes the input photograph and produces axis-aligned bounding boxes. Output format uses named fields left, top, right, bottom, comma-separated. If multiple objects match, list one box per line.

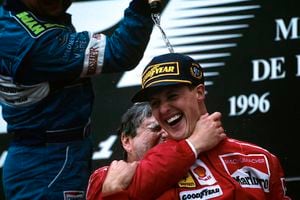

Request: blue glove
left=129, top=0, right=152, bottom=16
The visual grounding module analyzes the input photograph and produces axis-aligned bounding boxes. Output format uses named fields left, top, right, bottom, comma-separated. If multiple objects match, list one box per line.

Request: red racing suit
left=156, top=138, right=291, bottom=200
left=86, top=139, right=197, bottom=200
left=87, top=138, right=291, bottom=200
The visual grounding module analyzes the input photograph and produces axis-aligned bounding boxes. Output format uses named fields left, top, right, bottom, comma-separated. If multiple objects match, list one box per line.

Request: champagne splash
left=151, top=13, right=175, bottom=53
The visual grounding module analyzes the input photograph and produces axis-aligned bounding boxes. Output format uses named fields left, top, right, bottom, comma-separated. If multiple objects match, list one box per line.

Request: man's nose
left=158, top=101, right=171, bottom=115
left=158, top=129, right=168, bottom=140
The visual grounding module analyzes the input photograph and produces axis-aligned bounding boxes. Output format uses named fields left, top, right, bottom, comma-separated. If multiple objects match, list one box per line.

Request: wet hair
left=118, top=102, right=152, bottom=160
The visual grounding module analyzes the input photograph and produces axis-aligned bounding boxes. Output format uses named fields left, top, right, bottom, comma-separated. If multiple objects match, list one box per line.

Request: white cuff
left=82, top=32, right=106, bottom=77
left=185, top=139, right=197, bottom=159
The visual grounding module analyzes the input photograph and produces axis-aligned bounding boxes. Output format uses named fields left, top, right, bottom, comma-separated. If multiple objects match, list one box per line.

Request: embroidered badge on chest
left=178, top=172, right=196, bottom=188
left=63, top=191, right=85, bottom=200
left=13, top=11, right=66, bottom=38
left=190, top=159, right=217, bottom=186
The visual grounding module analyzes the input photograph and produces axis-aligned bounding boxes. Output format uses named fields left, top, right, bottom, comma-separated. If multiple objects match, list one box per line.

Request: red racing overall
left=87, top=138, right=290, bottom=200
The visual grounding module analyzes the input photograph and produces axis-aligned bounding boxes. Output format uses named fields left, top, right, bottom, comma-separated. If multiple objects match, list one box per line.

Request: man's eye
left=151, top=126, right=161, bottom=132
left=167, top=94, right=177, bottom=100
left=150, top=101, right=159, bottom=108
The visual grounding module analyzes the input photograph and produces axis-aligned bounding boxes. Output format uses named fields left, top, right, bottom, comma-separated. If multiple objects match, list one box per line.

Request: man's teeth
left=167, top=114, right=181, bottom=124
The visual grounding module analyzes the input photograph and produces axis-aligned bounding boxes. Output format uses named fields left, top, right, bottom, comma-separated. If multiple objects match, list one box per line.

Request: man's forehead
left=142, top=116, right=158, bottom=126
left=138, top=116, right=158, bottom=130
left=147, top=122, right=160, bottom=129
left=148, top=84, right=185, bottom=99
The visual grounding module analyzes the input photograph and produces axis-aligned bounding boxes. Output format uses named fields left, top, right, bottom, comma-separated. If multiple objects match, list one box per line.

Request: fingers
left=110, top=160, right=125, bottom=168
left=188, top=111, right=227, bottom=154
left=200, top=112, right=222, bottom=122
left=102, top=160, right=138, bottom=196
left=218, top=126, right=227, bottom=139
left=110, top=160, right=138, bottom=171
left=200, top=112, right=223, bottom=129
left=199, top=112, right=209, bottom=120
left=220, top=132, right=227, bottom=139
left=209, top=111, right=222, bottom=121
left=128, top=161, right=139, bottom=169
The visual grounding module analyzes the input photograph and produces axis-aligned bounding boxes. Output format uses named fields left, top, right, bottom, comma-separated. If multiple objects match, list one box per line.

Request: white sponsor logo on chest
left=179, top=185, right=223, bottom=200
left=219, top=153, right=270, bottom=192
left=190, top=159, right=217, bottom=185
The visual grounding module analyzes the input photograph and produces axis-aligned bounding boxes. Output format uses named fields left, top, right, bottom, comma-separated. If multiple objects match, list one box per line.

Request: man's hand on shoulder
left=102, top=160, right=138, bottom=197
left=187, top=112, right=226, bottom=155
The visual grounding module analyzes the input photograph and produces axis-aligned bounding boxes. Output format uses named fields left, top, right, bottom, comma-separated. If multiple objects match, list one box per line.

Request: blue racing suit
left=0, top=0, right=153, bottom=199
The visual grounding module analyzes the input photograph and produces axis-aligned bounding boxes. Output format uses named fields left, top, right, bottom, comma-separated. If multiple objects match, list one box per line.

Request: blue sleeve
left=16, top=2, right=153, bottom=84
left=16, top=29, right=90, bottom=84
left=102, top=6, right=153, bottom=73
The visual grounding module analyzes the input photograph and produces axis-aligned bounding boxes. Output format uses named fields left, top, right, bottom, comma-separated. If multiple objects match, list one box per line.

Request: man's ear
left=121, top=133, right=133, bottom=153
left=195, top=84, right=205, bottom=100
